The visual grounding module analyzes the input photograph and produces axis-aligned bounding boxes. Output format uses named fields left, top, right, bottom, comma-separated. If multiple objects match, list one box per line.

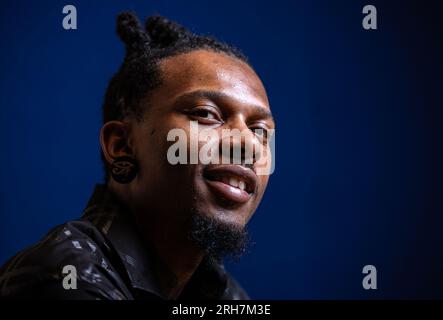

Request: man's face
left=129, top=50, right=274, bottom=234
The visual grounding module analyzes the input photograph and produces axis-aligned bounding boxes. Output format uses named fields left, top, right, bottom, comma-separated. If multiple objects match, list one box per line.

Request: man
left=0, top=12, right=275, bottom=300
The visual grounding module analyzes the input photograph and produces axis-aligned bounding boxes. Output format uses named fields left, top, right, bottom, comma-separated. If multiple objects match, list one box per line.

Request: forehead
left=155, top=50, right=269, bottom=109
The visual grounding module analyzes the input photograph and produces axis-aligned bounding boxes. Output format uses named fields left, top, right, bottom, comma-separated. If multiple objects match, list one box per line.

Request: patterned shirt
left=0, top=185, right=249, bottom=300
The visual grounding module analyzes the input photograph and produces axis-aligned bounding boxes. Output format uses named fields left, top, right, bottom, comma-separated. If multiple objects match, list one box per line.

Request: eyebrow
left=176, top=89, right=274, bottom=121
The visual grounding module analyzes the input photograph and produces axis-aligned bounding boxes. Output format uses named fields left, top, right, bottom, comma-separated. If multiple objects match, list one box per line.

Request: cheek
left=257, top=176, right=270, bottom=198
left=132, top=125, right=171, bottom=180
left=136, top=121, right=197, bottom=180
left=136, top=115, right=183, bottom=158
left=246, top=176, right=269, bottom=220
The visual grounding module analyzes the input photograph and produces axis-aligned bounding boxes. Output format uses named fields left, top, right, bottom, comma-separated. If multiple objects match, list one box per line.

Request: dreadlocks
left=103, top=12, right=249, bottom=123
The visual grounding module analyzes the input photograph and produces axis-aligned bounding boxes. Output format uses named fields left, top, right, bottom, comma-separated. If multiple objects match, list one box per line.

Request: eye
left=192, top=109, right=216, bottom=120
left=188, top=106, right=223, bottom=124
left=250, top=126, right=270, bottom=142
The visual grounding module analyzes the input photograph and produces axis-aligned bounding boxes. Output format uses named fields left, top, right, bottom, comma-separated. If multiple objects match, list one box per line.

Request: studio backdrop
left=0, top=0, right=442, bottom=299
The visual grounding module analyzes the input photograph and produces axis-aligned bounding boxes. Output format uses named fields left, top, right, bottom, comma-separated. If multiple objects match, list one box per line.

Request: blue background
left=0, top=0, right=442, bottom=299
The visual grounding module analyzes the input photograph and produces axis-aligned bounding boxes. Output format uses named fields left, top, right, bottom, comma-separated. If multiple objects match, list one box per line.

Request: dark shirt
left=0, top=185, right=249, bottom=300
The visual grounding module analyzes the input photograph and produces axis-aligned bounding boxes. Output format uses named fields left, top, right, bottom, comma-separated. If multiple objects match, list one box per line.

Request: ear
left=100, top=121, right=134, bottom=166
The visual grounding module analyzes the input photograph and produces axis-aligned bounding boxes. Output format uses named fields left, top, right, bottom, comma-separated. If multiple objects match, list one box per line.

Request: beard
left=188, top=213, right=251, bottom=262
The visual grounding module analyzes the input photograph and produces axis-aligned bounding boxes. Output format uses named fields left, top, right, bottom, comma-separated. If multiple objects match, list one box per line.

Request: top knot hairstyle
left=102, top=12, right=250, bottom=179
left=103, top=12, right=249, bottom=124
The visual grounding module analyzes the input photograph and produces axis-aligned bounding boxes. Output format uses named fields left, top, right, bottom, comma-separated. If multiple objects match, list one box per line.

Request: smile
left=203, top=165, right=257, bottom=204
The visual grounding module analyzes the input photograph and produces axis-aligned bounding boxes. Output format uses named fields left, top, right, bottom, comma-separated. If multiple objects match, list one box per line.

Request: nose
left=219, top=116, right=263, bottom=166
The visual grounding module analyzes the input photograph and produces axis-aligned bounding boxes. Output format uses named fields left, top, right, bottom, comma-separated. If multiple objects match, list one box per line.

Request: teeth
left=229, top=177, right=239, bottom=188
left=222, top=177, right=246, bottom=191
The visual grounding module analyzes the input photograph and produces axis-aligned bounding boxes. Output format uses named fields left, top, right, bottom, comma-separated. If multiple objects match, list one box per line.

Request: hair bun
left=116, top=12, right=150, bottom=53
left=145, top=15, right=192, bottom=47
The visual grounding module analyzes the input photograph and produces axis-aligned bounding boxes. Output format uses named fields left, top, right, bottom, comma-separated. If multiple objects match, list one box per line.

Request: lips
left=203, top=165, right=258, bottom=204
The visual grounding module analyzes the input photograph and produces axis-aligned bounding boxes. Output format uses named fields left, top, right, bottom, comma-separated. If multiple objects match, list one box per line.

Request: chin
left=194, top=197, right=252, bottom=228
left=189, top=207, right=251, bottom=260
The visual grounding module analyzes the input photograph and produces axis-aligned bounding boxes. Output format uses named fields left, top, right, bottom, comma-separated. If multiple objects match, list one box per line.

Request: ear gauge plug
left=111, top=156, right=138, bottom=184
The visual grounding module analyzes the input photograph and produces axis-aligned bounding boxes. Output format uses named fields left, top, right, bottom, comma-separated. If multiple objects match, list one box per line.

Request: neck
left=145, top=220, right=205, bottom=299
left=108, top=181, right=206, bottom=299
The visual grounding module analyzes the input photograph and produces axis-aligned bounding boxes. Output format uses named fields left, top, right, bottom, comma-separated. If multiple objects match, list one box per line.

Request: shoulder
left=0, top=220, right=130, bottom=299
